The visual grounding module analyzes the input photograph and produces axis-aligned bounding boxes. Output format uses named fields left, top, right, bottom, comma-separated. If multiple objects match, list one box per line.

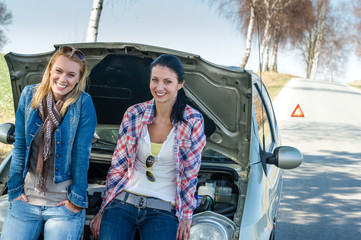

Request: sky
left=1, top=0, right=360, bottom=83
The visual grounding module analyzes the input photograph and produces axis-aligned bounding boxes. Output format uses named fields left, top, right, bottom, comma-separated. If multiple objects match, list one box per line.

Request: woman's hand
left=90, top=212, right=103, bottom=240
left=13, top=194, right=28, bottom=202
left=57, top=200, right=81, bottom=213
left=177, top=219, right=192, bottom=240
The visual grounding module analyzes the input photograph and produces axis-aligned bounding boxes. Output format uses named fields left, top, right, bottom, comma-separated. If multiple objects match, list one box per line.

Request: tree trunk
left=269, top=36, right=279, bottom=72
left=305, top=28, right=315, bottom=78
left=259, top=0, right=272, bottom=72
left=310, top=1, right=327, bottom=79
left=263, top=38, right=271, bottom=71
left=87, top=0, right=104, bottom=42
left=240, top=2, right=255, bottom=68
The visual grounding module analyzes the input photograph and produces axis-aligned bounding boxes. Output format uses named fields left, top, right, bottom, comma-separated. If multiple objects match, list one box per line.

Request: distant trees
left=85, top=0, right=357, bottom=80
left=297, top=0, right=352, bottom=80
left=0, top=2, right=12, bottom=51
left=353, top=1, right=361, bottom=58
left=256, top=0, right=313, bottom=72
left=206, top=0, right=356, bottom=81
left=301, top=0, right=329, bottom=79
left=205, top=0, right=313, bottom=71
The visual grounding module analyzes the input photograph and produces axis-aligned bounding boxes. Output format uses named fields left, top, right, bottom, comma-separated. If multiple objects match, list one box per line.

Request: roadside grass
left=0, top=54, right=14, bottom=162
left=260, top=71, right=298, bottom=101
left=349, top=80, right=361, bottom=92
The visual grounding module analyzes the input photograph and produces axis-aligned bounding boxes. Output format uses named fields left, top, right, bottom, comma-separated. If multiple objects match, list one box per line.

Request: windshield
left=91, top=126, right=119, bottom=152
left=202, top=146, right=233, bottom=163
left=95, top=128, right=118, bottom=144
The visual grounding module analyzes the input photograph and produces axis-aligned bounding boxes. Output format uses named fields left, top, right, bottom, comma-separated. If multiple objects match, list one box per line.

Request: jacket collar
left=142, top=99, right=156, bottom=124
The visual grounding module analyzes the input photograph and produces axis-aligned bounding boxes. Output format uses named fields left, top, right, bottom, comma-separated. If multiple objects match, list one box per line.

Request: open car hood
left=5, top=42, right=252, bottom=167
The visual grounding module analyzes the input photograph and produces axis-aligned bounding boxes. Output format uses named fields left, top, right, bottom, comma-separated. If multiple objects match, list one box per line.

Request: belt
left=117, top=191, right=175, bottom=212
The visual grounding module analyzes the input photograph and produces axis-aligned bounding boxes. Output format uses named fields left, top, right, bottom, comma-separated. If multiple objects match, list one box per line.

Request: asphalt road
left=272, top=79, right=361, bottom=240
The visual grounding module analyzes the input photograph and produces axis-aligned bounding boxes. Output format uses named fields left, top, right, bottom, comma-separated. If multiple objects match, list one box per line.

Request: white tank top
left=123, top=125, right=177, bottom=203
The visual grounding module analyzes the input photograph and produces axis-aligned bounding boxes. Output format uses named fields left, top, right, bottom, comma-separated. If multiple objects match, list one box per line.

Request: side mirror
left=0, top=123, right=15, bottom=144
left=266, top=146, right=302, bottom=169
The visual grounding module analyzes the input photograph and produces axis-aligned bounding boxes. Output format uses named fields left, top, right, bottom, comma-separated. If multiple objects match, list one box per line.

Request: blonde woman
left=1, top=46, right=97, bottom=240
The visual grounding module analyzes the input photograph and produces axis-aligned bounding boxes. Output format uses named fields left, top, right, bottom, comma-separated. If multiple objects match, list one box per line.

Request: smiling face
left=49, top=55, right=81, bottom=101
left=150, top=65, right=184, bottom=107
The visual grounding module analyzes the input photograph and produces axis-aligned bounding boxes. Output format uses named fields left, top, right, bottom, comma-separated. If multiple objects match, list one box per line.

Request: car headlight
left=190, top=211, right=236, bottom=240
left=0, top=195, right=10, bottom=234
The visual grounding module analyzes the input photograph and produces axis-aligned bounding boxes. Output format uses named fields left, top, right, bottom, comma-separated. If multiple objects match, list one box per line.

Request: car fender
left=239, top=162, right=273, bottom=240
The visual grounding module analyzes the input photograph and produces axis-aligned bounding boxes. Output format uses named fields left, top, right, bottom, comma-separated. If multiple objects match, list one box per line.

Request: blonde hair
left=31, top=47, right=88, bottom=117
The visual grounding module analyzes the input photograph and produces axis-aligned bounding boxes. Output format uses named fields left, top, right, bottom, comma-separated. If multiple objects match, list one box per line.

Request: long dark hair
left=150, top=54, right=186, bottom=123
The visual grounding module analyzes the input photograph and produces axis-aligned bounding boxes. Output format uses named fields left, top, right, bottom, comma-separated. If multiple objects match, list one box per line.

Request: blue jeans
left=99, top=199, right=178, bottom=240
left=0, top=200, right=85, bottom=240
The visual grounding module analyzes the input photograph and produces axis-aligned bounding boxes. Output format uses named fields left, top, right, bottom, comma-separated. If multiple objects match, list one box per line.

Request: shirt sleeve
left=99, top=109, right=131, bottom=212
left=179, top=116, right=206, bottom=220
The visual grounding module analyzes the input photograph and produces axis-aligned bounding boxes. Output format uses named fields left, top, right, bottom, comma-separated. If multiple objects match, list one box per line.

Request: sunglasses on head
left=59, top=46, right=85, bottom=61
left=145, top=155, right=156, bottom=182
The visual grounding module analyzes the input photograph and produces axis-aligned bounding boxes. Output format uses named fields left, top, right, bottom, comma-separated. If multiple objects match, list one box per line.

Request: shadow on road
left=276, top=121, right=361, bottom=239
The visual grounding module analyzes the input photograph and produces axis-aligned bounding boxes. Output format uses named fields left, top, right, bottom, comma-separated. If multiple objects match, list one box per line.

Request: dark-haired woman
left=90, top=54, right=206, bottom=240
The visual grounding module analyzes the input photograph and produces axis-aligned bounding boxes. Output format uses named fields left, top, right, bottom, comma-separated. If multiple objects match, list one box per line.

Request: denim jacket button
left=56, top=167, right=59, bottom=171
left=57, top=141, right=60, bottom=145
left=56, top=154, right=60, bottom=158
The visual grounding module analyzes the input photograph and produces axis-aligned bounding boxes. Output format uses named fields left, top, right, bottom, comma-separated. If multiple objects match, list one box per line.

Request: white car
left=0, top=43, right=302, bottom=240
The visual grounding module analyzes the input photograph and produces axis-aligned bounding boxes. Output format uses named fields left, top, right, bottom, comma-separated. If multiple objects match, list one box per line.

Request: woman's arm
left=98, top=108, right=132, bottom=213
left=90, top=108, right=133, bottom=239
left=179, top=116, right=206, bottom=219
left=67, top=95, right=97, bottom=208
left=7, top=86, right=31, bottom=201
left=177, top=116, right=206, bottom=240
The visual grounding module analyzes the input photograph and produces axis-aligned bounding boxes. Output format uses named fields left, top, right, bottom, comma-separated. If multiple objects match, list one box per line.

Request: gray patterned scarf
left=35, top=92, right=65, bottom=193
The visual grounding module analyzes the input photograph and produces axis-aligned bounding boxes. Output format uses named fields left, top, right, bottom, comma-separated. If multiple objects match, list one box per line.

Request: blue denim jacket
left=8, top=85, right=97, bottom=208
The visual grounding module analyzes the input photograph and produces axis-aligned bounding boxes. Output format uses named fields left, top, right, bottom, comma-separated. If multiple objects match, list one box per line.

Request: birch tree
left=87, top=0, right=104, bottom=42
left=258, top=0, right=271, bottom=71
left=318, top=3, right=350, bottom=81
left=203, top=0, right=259, bottom=68
left=309, top=0, right=328, bottom=79
left=268, top=30, right=279, bottom=71
left=267, top=0, right=313, bottom=71
left=240, top=0, right=257, bottom=68
left=297, top=0, right=352, bottom=80
left=257, top=0, right=313, bottom=72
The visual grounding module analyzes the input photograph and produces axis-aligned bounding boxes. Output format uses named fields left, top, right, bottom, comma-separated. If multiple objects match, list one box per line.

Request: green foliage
left=0, top=54, right=14, bottom=161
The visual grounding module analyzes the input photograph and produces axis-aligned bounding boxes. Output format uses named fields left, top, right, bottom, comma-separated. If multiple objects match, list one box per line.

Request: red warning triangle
left=291, top=104, right=304, bottom=117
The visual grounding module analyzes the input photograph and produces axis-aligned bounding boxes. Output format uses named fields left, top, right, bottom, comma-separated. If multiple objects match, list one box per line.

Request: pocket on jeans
left=10, top=199, right=25, bottom=209
left=60, top=205, right=79, bottom=216
left=105, top=199, right=124, bottom=210
left=153, top=208, right=177, bottom=221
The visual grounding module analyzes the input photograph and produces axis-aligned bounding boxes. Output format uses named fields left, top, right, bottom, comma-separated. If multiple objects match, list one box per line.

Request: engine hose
left=214, top=204, right=237, bottom=214
left=223, top=212, right=235, bottom=218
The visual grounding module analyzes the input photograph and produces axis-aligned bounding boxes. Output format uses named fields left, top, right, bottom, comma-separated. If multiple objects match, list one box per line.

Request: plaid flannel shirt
left=99, top=99, right=206, bottom=220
